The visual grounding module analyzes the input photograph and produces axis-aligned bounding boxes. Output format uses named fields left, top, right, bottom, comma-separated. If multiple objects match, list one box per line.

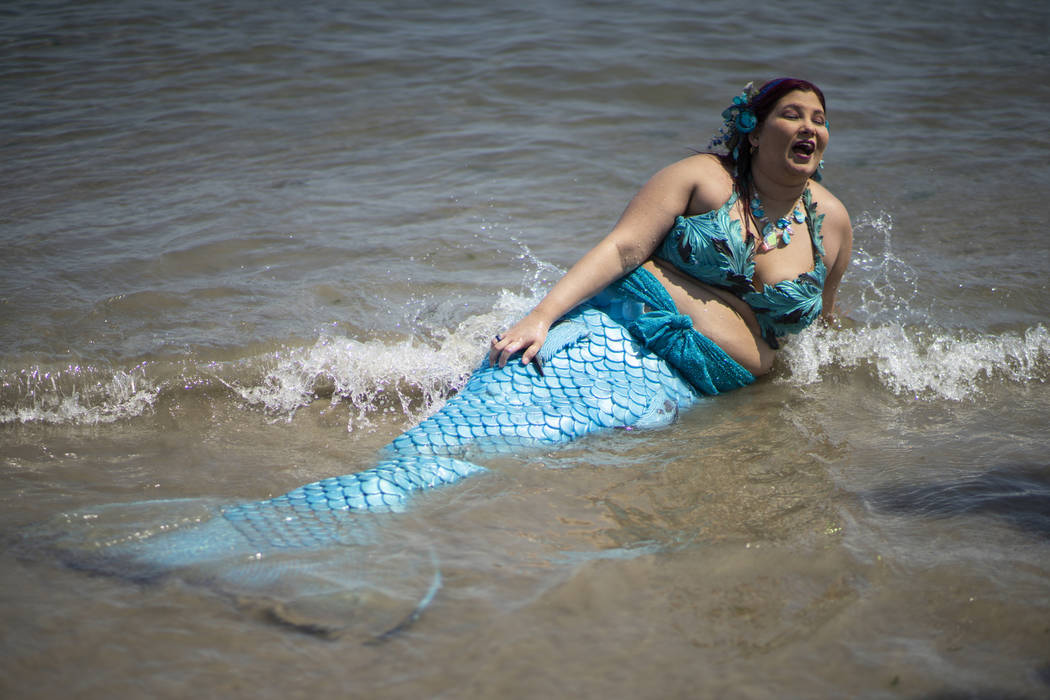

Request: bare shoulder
left=808, top=180, right=852, bottom=235
left=652, top=153, right=734, bottom=213
left=808, top=180, right=853, bottom=269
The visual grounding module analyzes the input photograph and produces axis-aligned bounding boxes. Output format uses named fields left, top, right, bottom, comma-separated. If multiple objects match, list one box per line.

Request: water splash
left=0, top=363, right=160, bottom=425
left=4, top=219, right=1046, bottom=425
left=780, top=323, right=1049, bottom=401
left=0, top=288, right=545, bottom=428
left=847, top=210, right=922, bottom=325
left=218, top=243, right=557, bottom=429
left=222, top=289, right=541, bottom=430
left=775, top=209, right=1049, bottom=400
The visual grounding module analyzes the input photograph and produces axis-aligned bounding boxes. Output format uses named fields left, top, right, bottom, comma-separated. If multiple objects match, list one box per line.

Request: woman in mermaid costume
left=73, top=79, right=853, bottom=585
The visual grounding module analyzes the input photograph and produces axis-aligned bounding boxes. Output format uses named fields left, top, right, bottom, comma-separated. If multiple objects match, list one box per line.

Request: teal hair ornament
left=708, top=81, right=759, bottom=151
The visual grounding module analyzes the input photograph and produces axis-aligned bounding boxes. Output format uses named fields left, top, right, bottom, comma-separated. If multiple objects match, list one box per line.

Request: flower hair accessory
left=708, top=81, right=759, bottom=158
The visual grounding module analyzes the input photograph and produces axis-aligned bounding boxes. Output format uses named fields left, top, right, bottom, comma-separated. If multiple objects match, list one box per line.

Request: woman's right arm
left=489, top=154, right=726, bottom=367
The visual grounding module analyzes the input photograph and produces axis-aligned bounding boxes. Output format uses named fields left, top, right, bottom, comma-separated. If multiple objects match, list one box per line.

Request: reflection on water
left=866, top=464, right=1050, bottom=541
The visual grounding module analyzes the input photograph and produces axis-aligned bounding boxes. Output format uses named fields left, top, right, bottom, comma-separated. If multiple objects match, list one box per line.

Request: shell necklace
left=750, top=188, right=808, bottom=253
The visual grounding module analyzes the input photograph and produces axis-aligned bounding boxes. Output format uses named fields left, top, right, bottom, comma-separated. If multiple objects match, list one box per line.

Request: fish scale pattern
left=99, top=303, right=701, bottom=570
left=206, top=306, right=697, bottom=555
left=389, top=306, right=695, bottom=456
left=220, top=455, right=486, bottom=550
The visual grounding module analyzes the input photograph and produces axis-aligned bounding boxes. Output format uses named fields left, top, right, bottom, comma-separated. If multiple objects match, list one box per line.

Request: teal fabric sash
left=608, top=267, right=755, bottom=395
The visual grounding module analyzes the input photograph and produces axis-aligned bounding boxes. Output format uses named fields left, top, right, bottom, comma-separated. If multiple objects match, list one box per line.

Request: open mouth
left=792, top=141, right=816, bottom=157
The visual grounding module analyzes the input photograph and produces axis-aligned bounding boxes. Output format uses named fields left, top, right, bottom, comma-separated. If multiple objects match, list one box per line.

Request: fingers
left=488, top=334, right=543, bottom=369
left=489, top=333, right=520, bottom=368
left=520, top=341, right=542, bottom=365
left=488, top=334, right=504, bottom=366
left=489, top=314, right=550, bottom=369
left=522, top=348, right=546, bottom=375
left=489, top=334, right=518, bottom=367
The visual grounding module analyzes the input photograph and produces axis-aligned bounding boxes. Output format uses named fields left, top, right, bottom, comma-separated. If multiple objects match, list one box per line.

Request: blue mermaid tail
left=52, top=269, right=754, bottom=581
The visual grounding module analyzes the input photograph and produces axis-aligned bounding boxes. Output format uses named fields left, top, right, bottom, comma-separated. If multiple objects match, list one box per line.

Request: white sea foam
left=0, top=364, right=160, bottom=425
left=4, top=317, right=1047, bottom=426
left=0, top=287, right=544, bottom=427
left=781, top=323, right=1050, bottom=400
left=3, top=241, right=1047, bottom=425
left=777, top=208, right=1050, bottom=399
left=224, top=290, right=538, bottom=430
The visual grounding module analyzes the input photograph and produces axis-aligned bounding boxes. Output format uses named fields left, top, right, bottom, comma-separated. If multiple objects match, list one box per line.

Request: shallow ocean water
left=2, top=0, right=1050, bottom=698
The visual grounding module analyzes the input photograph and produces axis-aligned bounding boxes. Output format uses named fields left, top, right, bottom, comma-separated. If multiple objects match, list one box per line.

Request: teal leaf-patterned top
left=655, top=188, right=826, bottom=349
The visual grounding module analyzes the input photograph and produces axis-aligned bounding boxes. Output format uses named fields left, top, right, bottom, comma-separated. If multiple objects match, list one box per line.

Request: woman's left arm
left=816, top=192, right=853, bottom=322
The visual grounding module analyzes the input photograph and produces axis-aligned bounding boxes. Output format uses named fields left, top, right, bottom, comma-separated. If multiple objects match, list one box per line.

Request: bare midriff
left=643, top=258, right=776, bottom=376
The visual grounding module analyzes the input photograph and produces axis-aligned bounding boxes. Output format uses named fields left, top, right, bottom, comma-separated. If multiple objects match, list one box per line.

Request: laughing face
left=749, top=89, right=828, bottom=180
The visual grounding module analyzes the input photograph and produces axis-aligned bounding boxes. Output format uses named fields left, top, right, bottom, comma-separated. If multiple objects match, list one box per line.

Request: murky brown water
left=3, top=0, right=1050, bottom=697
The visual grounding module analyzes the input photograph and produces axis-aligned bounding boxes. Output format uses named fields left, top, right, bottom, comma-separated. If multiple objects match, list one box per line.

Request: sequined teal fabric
left=655, top=188, right=827, bottom=348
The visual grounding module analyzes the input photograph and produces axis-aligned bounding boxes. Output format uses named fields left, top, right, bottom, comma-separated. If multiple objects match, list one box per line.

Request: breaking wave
left=4, top=214, right=1046, bottom=425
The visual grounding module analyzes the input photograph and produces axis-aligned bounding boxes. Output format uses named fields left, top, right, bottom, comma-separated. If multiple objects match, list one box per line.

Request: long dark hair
left=715, top=78, right=827, bottom=243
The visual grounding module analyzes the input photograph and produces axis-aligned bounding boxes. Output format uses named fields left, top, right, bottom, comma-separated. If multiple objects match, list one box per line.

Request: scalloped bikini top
left=654, top=188, right=827, bottom=349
